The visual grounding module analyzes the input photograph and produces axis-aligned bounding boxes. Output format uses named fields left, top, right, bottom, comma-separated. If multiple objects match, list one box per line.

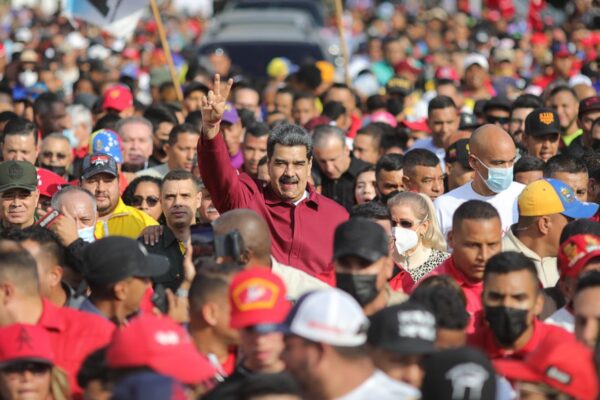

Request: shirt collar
left=162, top=226, right=179, bottom=247
left=264, top=184, right=319, bottom=208
left=38, top=298, right=66, bottom=332
left=111, top=198, right=131, bottom=217
left=446, top=256, right=483, bottom=288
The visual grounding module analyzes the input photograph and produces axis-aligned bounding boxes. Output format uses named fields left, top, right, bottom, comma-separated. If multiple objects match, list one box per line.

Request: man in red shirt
left=421, top=199, right=502, bottom=333
left=469, top=251, right=572, bottom=360
left=199, top=75, right=348, bottom=281
left=0, top=243, right=114, bottom=398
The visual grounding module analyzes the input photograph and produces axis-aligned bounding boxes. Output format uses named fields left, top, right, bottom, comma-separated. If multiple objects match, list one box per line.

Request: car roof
left=206, top=9, right=316, bottom=33
left=225, top=0, right=325, bottom=26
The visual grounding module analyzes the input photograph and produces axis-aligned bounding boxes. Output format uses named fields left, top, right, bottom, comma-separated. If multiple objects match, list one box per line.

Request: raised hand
left=201, top=74, right=234, bottom=130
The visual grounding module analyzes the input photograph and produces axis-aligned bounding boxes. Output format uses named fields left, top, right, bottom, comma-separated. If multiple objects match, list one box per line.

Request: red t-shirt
left=38, top=298, right=115, bottom=398
left=421, top=256, right=484, bottom=334
left=468, top=318, right=573, bottom=360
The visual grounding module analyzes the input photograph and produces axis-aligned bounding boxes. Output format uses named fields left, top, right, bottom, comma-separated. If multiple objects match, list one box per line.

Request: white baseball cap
left=464, top=53, right=489, bottom=71
left=280, top=288, right=369, bottom=347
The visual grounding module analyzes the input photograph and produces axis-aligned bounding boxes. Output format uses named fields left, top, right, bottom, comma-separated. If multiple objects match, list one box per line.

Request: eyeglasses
left=42, top=151, right=68, bottom=160
left=2, top=362, right=51, bottom=375
left=131, top=195, right=159, bottom=207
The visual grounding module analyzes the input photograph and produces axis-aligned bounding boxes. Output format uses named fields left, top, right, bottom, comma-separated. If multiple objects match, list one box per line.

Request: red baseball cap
left=435, top=66, right=460, bottom=83
left=0, top=324, right=54, bottom=367
left=495, top=335, right=598, bottom=400
left=531, top=32, right=550, bottom=46
left=557, top=234, right=600, bottom=279
left=394, top=59, right=422, bottom=76
left=402, top=118, right=431, bottom=133
left=229, top=267, right=291, bottom=330
left=37, top=168, right=67, bottom=198
left=102, top=85, right=133, bottom=112
left=106, top=315, right=216, bottom=385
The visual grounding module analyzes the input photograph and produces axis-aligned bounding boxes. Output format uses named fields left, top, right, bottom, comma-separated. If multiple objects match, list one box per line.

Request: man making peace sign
left=198, top=75, right=348, bottom=283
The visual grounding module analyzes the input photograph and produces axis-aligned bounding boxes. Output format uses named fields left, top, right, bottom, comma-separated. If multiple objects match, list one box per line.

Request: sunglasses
left=395, top=219, right=416, bottom=229
left=131, top=195, right=159, bottom=207
left=42, top=151, right=68, bottom=160
left=2, top=362, right=51, bottom=375
left=486, top=116, right=510, bottom=125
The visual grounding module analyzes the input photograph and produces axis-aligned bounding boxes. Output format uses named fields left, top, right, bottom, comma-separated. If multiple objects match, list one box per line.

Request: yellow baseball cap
left=519, top=178, right=598, bottom=218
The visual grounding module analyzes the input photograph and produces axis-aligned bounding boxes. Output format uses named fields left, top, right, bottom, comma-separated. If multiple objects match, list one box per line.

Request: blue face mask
left=474, top=156, right=513, bottom=193
left=78, top=226, right=95, bottom=243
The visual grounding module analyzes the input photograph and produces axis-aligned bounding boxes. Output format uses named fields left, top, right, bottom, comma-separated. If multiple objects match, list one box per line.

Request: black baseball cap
left=445, top=139, right=472, bottom=170
left=83, top=237, right=169, bottom=285
left=483, top=96, right=512, bottom=113
left=422, top=346, right=497, bottom=400
left=0, top=161, right=38, bottom=193
left=334, top=218, right=388, bottom=264
left=524, top=108, right=561, bottom=137
left=579, top=95, right=600, bottom=118
left=81, top=152, right=118, bottom=180
left=459, top=112, right=478, bottom=131
left=367, top=300, right=437, bottom=355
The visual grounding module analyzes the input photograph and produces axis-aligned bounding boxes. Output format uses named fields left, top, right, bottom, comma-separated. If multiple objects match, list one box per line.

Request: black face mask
left=336, top=273, right=379, bottom=306
left=40, top=164, right=67, bottom=177
left=484, top=305, right=529, bottom=346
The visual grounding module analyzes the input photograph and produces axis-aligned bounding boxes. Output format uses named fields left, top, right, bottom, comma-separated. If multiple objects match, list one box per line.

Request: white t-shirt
left=546, top=306, right=575, bottom=333
left=434, top=181, right=525, bottom=238
left=410, top=137, right=447, bottom=172
left=337, top=370, right=420, bottom=400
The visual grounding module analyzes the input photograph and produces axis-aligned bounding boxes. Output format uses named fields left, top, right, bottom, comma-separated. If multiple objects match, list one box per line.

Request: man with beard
left=80, top=153, right=157, bottom=239
left=117, top=117, right=154, bottom=173
left=141, top=169, right=201, bottom=291
left=469, top=252, right=572, bottom=360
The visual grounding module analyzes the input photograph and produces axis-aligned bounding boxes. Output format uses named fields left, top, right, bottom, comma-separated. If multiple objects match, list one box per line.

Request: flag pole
left=333, top=0, right=351, bottom=87
left=149, top=0, right=184, bottom=103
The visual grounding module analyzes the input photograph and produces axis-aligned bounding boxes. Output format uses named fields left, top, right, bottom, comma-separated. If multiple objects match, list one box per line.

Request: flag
left=62, top=0, right=148, bottom=39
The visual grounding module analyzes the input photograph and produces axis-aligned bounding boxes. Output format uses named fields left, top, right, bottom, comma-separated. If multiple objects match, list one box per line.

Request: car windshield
left=199, top=42, right=325, bottom=78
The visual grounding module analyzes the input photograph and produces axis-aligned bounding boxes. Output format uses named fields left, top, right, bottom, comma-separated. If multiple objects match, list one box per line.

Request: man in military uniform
left=0, top=160, right=39, bottom=232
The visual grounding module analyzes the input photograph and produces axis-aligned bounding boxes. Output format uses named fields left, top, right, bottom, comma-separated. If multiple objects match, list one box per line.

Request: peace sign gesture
left=201, top=74, right=234, bottom=139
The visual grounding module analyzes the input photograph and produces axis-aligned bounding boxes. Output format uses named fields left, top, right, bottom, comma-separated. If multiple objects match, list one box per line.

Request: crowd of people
left=0, top=1, right=598, bottom=399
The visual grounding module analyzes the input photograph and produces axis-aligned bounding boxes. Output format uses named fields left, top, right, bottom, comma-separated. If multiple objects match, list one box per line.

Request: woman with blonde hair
left=387, top=191, right=449, bottom=286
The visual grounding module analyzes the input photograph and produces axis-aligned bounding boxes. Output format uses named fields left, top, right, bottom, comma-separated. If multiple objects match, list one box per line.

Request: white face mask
left=78, top=226, right=95, bottom=243
left=393, top=226, right=419, bottom=255
left=18, top=70, right=38, bottom=88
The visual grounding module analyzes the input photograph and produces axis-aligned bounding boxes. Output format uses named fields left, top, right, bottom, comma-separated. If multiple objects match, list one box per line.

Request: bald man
left=213, top=209, right=329, bottom=298
left=434, top=124, right=525, bottom=237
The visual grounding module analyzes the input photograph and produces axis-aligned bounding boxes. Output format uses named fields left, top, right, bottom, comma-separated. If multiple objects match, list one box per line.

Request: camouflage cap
left=0, top=161, right=37, bottom=193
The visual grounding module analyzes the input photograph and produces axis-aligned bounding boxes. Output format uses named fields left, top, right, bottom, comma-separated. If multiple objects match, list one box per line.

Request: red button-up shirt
left=421, top=256, right=484, bottom=334
left=38, top=298, right=115, bottom=398
left=468, top=318, right=573, bottom=360
left=199, top=134, right=348, bottom=281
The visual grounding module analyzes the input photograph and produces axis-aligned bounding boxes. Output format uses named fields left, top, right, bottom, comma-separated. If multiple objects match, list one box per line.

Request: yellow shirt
left=95, top=198, right=158, bottom=239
